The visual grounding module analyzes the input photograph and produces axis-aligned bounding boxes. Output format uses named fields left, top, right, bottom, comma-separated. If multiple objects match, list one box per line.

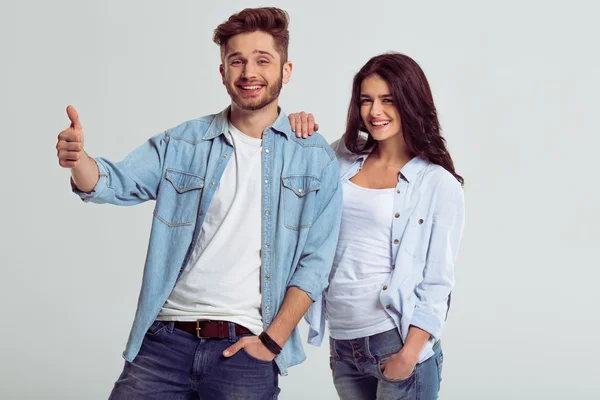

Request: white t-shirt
left=157, top=122, right=264, bottom=334
left=326, top=180, right=397, bottom=339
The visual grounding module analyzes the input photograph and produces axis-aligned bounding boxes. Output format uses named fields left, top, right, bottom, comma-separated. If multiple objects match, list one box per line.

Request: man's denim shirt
left=72, top=108, right=342, bottom=375
left=305, top=135, right=465, bottom=363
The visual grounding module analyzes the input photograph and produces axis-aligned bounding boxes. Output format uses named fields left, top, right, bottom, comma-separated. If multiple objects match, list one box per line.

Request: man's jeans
left=330, top=329, right=443, bottom=400
left=109, top=321, right=280, bottom=400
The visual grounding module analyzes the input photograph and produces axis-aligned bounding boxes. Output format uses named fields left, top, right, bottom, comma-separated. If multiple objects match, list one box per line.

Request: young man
left=56, top=7, right=342, bottom=399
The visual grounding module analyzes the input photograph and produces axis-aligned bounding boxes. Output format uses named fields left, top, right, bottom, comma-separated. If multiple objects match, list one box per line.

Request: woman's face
left=359, top=74, right=402, bottom=143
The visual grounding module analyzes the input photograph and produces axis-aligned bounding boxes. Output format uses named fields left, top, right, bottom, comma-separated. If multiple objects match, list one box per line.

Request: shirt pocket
left=154, top=169, right=204, bottom=227
left=281, top=175, right=321, bottom=231
left=401, top=215, right=429, bottom=261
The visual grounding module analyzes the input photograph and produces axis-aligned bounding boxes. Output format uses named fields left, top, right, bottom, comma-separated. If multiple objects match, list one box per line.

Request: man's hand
left=381, top=350, right=419, bottom=381
left=222, top=336, right=276, bottom=362
left=288, top=111, right=318, bottom=138
left=57, top=105, right=85, bottom=168
left=57, top=105, right=100, bottom=192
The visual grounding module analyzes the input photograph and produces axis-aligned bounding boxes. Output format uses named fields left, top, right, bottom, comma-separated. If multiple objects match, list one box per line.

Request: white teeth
left=372, top=121, right=390, bottom=126
left=242, top=85, right=261, bottom=90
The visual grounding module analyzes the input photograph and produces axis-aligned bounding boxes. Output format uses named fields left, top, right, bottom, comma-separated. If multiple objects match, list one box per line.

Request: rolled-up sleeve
left=410, top=177, right=465, bottom=341
left=71, top=132, right=169, bottom=206
left=287, top=155, right=342, bottom=301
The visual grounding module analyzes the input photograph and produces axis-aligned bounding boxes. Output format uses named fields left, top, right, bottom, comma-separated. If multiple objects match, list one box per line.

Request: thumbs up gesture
left=57, top=105, right=85, bottom=168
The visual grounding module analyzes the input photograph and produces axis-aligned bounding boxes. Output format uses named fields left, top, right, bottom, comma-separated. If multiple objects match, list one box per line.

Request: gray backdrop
left=1, top=0, right=598, bottom=399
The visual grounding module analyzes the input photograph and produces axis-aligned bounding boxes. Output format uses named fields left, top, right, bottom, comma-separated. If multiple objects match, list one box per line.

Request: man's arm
left=57, top=105, right=167, bottom=205
left=265, top=286, right=313, bottom=347
left=222, top=287, right=313, bottom=361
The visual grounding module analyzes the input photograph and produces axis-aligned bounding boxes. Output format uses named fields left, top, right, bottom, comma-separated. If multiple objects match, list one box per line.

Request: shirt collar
left=399, top=156, right=429, bottom=182
left=202, top=106, right=292, bottom=141
left=354, top=143, right=429, bottom=183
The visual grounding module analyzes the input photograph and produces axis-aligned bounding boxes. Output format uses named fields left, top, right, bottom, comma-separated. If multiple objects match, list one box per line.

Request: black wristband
left=259, top=331, right=282, bottom=355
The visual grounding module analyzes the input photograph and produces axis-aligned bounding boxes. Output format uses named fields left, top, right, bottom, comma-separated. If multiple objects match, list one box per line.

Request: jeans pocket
left=146, top=321, right=167, bottom=336
left=240, top=348, right=274, bottom=366
left=376, top=358, right=416, bottom=385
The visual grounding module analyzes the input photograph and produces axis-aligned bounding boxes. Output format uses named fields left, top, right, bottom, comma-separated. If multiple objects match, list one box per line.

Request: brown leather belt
left=173, top=320, right=251, bottom=339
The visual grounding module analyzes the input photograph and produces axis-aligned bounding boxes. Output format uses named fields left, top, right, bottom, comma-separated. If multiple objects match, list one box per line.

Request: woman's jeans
left=330, top=329, right=443, bottom=400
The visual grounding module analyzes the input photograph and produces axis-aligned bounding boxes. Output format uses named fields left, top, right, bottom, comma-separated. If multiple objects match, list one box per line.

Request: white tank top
left=326, top=180, right=397, bottom=339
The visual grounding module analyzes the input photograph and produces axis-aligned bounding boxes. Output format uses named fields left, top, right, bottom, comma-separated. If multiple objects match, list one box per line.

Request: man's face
left=220, top=31, right=292, bottom=111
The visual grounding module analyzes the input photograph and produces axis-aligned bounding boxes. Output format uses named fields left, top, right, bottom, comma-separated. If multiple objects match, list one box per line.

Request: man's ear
left=282, top=61, right=293, bottom=84
left=219, top=64, right=225, bottom=85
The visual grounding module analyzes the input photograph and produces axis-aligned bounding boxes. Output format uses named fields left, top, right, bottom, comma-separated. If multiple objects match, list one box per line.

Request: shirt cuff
left=410, top=308, right=443, bottom=341
left=70, top=158, right=108, bottom=202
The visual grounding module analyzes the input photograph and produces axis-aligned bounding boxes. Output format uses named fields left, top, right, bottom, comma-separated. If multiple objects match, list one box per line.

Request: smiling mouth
left=237, top=84, right=265, bottom=95
left=371, top=121, right=391, bottom=127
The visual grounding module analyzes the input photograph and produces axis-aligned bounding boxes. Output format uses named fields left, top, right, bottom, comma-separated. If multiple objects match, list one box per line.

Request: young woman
left=289, top=53, right=465, bottom=399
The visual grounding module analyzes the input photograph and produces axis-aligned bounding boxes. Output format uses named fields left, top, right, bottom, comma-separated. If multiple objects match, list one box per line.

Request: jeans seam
left=415, top=363, right=421, bottom=400
left=363, top=336, right=377, bottom=364
left=330, top=337, right=341, bottom=359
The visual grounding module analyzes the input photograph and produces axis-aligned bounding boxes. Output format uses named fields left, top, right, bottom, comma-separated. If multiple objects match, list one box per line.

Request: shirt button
left=265, top=149, right=270, bottom=153
left=392, top=265, right=396, bottom=270
left=211, top=182, right=215, bottom=186
left=383, top=285, right=388, bottom=290
left=223, top=154, right=228, bottom=158
left=265, top=211, right=270, bottom=216
left=266, top=306, right=271, bottom=311
left=418, top=219, right=424, bottom=224
left=385, top=304, right=391, bottom=309
left=298, top=188, right=303, bottom=193
left=265, top=179, right=270, bottom=184
left=395, top=213, right=400, bottom=218
left=265, top=243, right=270, bottom=248
left=199, top=210, right=204, bottom=216
left=265, top=275, right=271, bottom=280
left=396, top=189, right=401, bottom=194
left=393, top=239, right=399, bottom=244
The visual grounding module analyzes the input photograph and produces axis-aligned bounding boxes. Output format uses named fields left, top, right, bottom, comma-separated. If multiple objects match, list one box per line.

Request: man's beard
left=227, top=75, right=283, bottom=111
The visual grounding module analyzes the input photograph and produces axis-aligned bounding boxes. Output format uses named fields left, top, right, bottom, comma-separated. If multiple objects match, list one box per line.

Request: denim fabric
left=72, top=107, right=342, bottom=374
left=109, top=321, right=280, bottom=400
left=329, top=329, right=443, bottom=400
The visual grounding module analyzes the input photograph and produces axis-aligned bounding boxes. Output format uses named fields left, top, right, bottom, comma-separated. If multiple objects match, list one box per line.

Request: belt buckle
left=196, top=320, right=209, bottom=339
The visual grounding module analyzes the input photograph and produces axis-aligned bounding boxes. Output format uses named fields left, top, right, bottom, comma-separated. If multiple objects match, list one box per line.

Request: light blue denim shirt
left=306, top=135, right=465, bottom=363
left=72, top=108, right=342, bottom=375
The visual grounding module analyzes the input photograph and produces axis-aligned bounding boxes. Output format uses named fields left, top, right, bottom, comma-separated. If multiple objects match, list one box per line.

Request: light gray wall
left=1, top=0, right=598, bottom=398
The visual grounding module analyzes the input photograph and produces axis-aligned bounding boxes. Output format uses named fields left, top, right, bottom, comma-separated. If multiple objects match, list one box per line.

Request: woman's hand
left=288, top=111, right=319, bottom=138
left=381, top=350, right=418, bottom=381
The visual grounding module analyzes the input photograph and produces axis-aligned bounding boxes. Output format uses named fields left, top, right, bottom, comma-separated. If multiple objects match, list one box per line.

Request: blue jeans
left=330, top=329, right=443, bottom=400
left=109, top=321, right=280, bottom=400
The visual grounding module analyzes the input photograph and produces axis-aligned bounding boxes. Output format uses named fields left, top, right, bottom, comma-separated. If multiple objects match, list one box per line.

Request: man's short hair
left=213, top=7, right=290, bottom=64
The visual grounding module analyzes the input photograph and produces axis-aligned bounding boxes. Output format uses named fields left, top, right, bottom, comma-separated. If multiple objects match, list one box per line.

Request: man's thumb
left=66, top=105, right=82, bottom=130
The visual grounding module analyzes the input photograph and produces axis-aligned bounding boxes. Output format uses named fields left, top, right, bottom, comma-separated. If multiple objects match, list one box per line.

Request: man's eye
left=231, top=60, right=242, bottom=66
left=258, top=59, right=269, bottom=65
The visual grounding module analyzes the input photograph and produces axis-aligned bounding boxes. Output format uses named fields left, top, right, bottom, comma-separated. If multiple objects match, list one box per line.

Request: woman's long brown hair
left=345, top=53, right=464, bottom=185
